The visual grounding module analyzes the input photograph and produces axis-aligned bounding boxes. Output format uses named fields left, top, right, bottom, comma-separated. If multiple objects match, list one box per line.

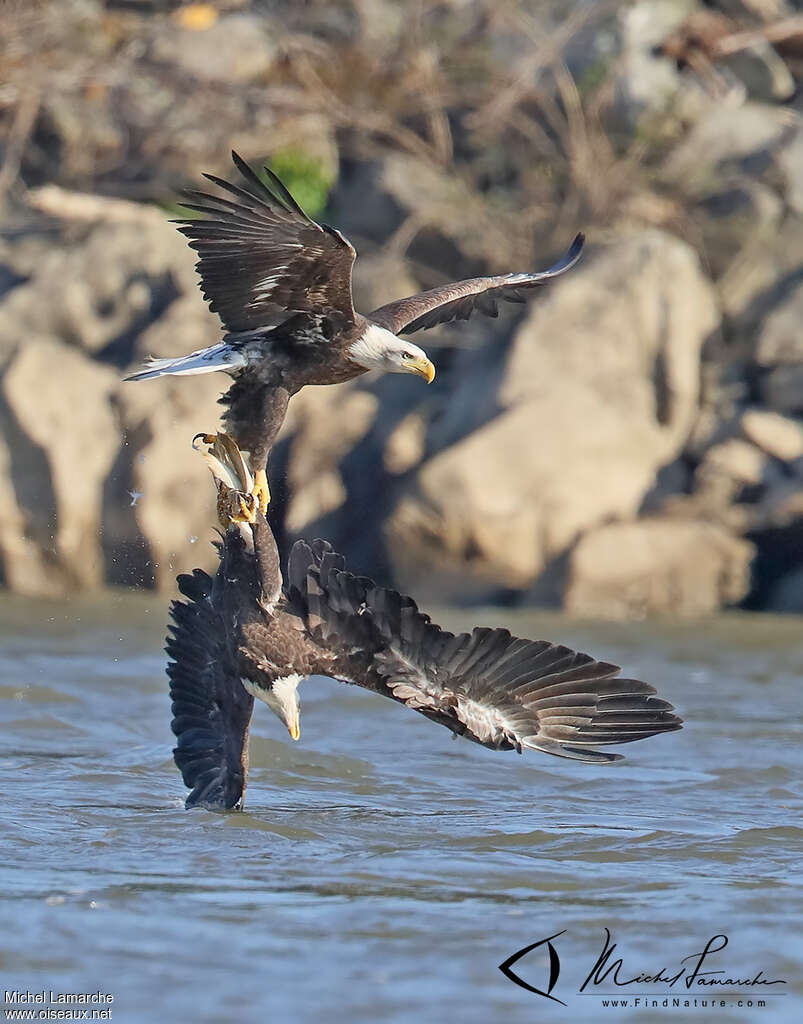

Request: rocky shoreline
left=1, top=0, right=802, bottom=616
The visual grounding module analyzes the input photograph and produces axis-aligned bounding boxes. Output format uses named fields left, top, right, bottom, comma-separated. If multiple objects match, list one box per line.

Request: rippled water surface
left=0, top=593, right=801, bottom=1023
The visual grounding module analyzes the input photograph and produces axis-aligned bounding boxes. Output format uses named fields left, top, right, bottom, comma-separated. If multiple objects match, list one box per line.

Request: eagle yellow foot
left=216, top=487, right=257, bottom=529
left=252, top=469, right=270, bottom=516
left=193, top=431, right=262, bottom=527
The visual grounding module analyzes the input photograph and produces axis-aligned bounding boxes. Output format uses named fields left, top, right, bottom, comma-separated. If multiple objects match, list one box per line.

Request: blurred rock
left=694, top=179, right=783, bottom=279
left=151, top=13, right=277, bottom=84
left=760, top=363, right=803, bottom=413
left=386, top=231, right=720, bottom=602
left=280, top=386, right=379, bottom=535
left=758, top=476, right=803, bottom=527
left=565, top=518, right=754, bottom=619
left=384, top=411, right=427, bottom=475
left=695, top=436, right=769, bottom=496
left=112, top=372, right=221, bottom=590
left=741, top=407, right=803, bottom=459
left=755, top=279, right=803, bottom=366
left=0, top=209, right=202, bottom=361
left=751, top=279, right=803, bottom=414
left=3, top=0, right=803, bottom=616
left=718, top=213, right=803, bottom=324
left=0, top=338, right=118, bottom=595
left=351, top=252, right=420, bottom=315
left=0, top=200, right=226, bottom=592
left=662, top=104, right=792, bottom=194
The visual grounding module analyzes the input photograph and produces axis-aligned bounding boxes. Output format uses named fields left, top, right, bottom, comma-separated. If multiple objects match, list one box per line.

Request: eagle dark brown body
left=216, top=311, right=371, bottom=472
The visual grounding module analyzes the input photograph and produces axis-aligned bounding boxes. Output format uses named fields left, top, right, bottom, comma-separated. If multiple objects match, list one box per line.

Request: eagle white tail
left=125, top=343, right=246, bottom=381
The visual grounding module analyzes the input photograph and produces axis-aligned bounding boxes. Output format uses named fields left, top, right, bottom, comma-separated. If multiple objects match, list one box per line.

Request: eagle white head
left=242, top=674, right=301, bottom=741
left=348, top=324, right=435, bottom=382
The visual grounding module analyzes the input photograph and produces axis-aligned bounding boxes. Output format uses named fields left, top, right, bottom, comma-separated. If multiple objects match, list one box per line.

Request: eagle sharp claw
left=192, top=432, right=219, bottom=450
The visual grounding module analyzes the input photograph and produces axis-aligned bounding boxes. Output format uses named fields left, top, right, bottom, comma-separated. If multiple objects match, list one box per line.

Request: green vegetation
left=267, top=149, right=335, bottom=220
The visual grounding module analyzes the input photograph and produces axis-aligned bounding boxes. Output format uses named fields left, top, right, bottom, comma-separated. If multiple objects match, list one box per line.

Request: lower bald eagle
left=127, top=151, right=584, bottom=514
left=168, top=436, right=682, bottom=810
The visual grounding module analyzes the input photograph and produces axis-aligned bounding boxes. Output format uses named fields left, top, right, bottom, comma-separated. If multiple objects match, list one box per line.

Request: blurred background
left=1, top=0, right=803, bottom=618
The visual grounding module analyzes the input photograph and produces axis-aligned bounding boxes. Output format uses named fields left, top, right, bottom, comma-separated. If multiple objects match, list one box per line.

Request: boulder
left=755, top=280, right=803, bottom=367
left=694, top=180, right=783, bottom=280
left=351, top=252, right=420, bottom=315
left=386, top=231, right=721, bottom=600
left=0, top=194, right=233, bottom=592
left=718, top=213, right=803, bottom=325
left=753, top=278, right=803, bottom=415
left=279, top=385, right=380, bottom=535
left=565, top=518, right=754, bottom=619
left=0, top=339, right=119, bottom=595
left=112, top=371, right=223, bottom=591
left=662, top=104, right=792, bottom=195
left=695, top=436, right=769, bottom=496
left=384, top=411, right=428, bottom=476
left=0, top=212, right=203, bottom=360
left=740, top=408, right=803, bottom=462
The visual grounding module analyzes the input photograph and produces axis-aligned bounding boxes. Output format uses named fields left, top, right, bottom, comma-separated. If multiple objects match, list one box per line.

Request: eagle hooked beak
left=407, top=355, right=436, bottom=384
left=287, top=714, right=301, bottom=742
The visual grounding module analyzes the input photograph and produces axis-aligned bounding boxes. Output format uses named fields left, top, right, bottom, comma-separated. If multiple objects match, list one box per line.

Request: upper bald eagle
left=168, top=436, right=681, bottom=811
left=128, top=151, right=584, bottom=512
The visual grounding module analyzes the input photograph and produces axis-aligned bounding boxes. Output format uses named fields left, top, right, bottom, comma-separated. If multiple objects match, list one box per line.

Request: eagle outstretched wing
left=286, top=540, right=682, bottom=761
left=369, top=233, right=584, bottom=335
left=167, top=566, right=254, bottom=809
left=174, top=151, right=357, bottom=334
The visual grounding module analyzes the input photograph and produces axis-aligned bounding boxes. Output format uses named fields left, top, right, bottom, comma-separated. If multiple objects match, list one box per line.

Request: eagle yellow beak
left=407, top=356, right=435, bottom=383
left=288, top=716, right=300, bottom=742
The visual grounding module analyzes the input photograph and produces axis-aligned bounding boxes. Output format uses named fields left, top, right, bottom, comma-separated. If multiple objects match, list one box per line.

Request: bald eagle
left=128, top=151, right=584, bottom=513
left=168, top=435, right=681, bottom=810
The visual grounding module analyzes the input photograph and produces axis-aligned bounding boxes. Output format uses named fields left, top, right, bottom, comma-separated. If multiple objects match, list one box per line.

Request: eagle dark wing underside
left=368, top=233, right=584, bottom=335
left=175, top=151, right=357, bottom=334
left=167, top=565, right=254, bottom=809
left=288, top=540, right=682, bottom=762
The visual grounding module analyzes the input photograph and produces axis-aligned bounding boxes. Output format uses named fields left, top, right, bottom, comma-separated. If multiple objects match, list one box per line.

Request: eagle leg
left=251, top=469, right=270, bottom=516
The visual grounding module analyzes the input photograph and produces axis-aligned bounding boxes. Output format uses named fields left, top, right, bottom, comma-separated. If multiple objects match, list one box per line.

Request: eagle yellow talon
left=216, top=488, right=257, bottom=529
left=252, top=469, right=270, bottom=515
left=194, top=431, right=262, bottom=527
